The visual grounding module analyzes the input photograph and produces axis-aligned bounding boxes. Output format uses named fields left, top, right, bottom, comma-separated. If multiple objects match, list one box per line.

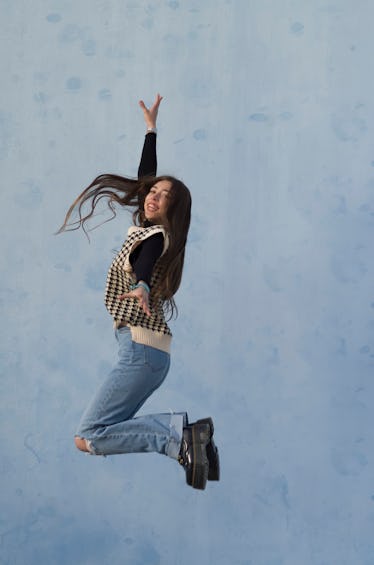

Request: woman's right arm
left=137, top=94, right=163, bottom=179
left=138, top=132, right=157, bottom=178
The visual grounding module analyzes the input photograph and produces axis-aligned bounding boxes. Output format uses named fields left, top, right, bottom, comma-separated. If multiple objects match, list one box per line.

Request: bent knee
left=75, top=436, right=89, bottom=452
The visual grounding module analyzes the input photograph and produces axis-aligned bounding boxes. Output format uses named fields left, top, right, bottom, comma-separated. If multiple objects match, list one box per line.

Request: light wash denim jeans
left=75, top=326, right=186, bottom=460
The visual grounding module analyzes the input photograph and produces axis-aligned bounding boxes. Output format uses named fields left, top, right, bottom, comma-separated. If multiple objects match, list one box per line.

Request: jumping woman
left=58, top=94, right=219, bottom=490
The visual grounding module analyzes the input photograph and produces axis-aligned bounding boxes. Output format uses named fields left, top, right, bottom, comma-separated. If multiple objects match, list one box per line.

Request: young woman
left=58, top=94, right=219, bottom=490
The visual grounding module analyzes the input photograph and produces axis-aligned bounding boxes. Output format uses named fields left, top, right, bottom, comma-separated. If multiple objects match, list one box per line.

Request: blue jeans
left=75, top=326, right=185, bottom=460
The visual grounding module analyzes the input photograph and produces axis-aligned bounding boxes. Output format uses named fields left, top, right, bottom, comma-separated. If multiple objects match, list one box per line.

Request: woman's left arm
left=118, top=233, right=164, bottom=317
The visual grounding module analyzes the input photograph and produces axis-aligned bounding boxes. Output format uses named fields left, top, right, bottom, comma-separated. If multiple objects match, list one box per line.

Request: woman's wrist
left=146, top=126, right=157, bottom=134
left=130, top=281, right=151, bottom=293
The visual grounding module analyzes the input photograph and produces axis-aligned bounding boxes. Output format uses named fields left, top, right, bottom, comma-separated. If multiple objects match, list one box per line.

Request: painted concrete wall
left=1, top=1, right=374, bottom=564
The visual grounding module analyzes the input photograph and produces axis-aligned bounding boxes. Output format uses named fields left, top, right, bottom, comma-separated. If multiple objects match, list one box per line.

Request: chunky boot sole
left=195, top=417, right=220, bottom=481
left=182, top=423, right=210, bottom=490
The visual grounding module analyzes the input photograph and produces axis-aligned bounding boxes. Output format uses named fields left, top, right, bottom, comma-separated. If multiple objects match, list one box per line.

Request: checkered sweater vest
left=104, top=225, right=172, bottom=353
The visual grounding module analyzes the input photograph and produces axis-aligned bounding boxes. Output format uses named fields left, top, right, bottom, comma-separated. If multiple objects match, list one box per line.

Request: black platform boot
left=195, top=417, right=220, bottom=481
left=178, top=421, right=210, bottom=490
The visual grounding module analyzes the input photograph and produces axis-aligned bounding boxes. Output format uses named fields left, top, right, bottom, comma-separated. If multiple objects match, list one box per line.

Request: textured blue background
left=1, top=1, right=374, bottom=564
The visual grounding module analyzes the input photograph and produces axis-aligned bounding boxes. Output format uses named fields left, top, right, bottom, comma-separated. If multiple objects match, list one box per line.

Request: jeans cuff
left=166, top=413, right=186, bottom=460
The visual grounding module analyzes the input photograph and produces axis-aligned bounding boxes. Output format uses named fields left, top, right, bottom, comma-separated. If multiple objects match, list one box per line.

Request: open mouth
left=146, top=204, right=158, bottom=212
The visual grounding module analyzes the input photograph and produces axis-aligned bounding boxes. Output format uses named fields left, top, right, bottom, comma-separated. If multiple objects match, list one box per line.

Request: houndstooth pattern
left=104, top=225, right=172, bottom=336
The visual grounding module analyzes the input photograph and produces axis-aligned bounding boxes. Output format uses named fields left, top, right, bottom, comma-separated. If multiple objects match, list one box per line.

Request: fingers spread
left=118, top=292, right=151, bottom=317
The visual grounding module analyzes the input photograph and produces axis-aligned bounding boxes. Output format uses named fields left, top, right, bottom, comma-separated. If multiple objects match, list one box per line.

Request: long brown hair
left=57, top=174, right=191, bottom=317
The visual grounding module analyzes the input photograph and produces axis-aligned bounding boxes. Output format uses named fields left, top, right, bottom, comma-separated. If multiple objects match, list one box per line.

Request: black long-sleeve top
left=138, top=132, right=157, bottom=178
left=129, top=133, right=164, bottom=286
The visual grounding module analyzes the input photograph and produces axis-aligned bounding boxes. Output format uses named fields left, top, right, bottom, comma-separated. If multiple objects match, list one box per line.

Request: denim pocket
left=144, top=345, right=170, bottom=373
left=129, top=340, right=147, bottom=366
left=116, top=325, right=130, bottom=336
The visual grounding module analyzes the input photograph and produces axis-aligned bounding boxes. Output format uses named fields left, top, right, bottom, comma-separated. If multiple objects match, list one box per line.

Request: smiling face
left=144, top=180, right=172, bottom=226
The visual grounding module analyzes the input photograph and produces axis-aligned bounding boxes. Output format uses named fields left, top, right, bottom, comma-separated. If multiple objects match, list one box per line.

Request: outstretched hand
left=139, top=93, right=163, bottom=130
left=118, top=286, right=151, bottom=317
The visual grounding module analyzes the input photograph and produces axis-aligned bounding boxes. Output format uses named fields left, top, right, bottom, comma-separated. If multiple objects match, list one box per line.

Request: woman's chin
left=147, top=216, right=162, bottom=224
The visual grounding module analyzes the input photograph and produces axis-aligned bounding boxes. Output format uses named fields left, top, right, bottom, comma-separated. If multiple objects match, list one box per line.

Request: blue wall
left=1, top=2, right=374, bottom=564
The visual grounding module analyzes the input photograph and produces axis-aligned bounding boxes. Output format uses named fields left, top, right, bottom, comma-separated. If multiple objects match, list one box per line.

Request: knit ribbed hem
left=129, top=326, right=172, bottom=353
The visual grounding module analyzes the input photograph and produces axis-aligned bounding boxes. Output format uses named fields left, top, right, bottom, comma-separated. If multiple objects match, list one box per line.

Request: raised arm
left=118, top=95, right=165, bottom=316
left=137, top=94, right=163, bottom=179
left=137, top=132, right=157, bottom=178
